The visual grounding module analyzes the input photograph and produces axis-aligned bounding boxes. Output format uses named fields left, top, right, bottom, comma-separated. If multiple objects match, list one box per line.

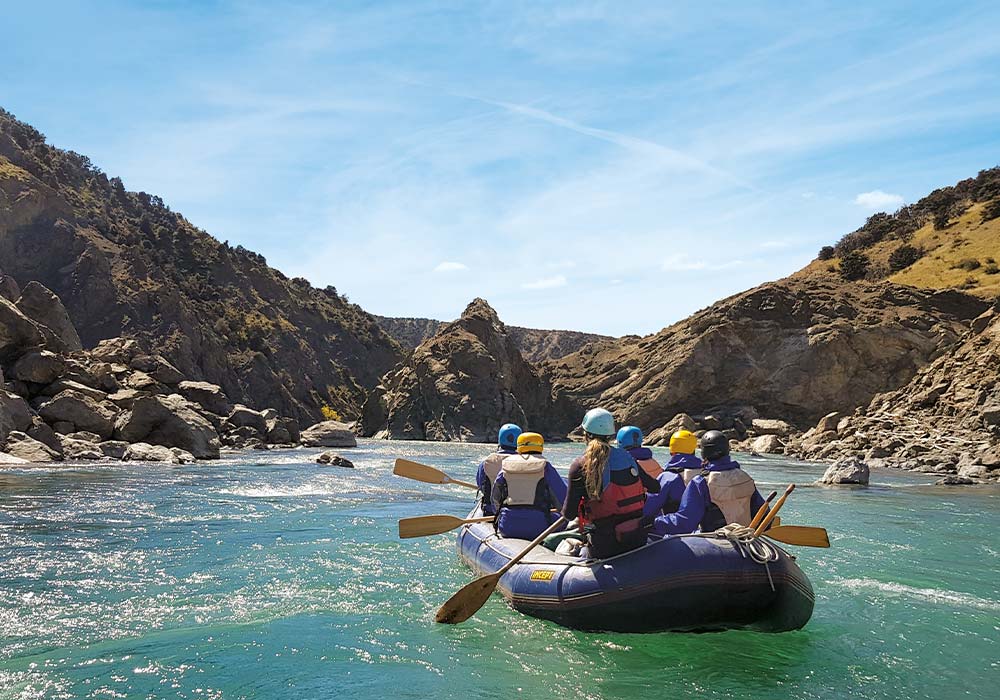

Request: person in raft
left=613, top=425, right=687, bottom=520
left=491, top=432, right=568, bottom=539
left=650, top=430, right=767, bottom=536
left=476, top=423, right=521, bottom=516
left=562, top=409, right=661, bottom=558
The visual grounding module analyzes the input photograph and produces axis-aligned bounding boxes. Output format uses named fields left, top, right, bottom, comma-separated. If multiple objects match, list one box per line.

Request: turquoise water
left=1, top=441, right=997, bottom=700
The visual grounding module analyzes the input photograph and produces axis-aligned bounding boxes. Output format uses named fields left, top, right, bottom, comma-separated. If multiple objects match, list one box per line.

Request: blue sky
left=3, top=1, right=999, bottom=335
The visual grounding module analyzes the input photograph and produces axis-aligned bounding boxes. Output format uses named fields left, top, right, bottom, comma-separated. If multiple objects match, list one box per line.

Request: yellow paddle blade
left=398, top=514, right=492, bottom=539
left=436, top=571, right=502, bottom=624
left=764, top=525, right=830, bottom=548
left=393, top=458, right=477, bottom=489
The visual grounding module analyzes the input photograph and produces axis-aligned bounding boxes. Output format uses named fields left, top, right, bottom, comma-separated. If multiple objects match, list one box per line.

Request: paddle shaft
left=754, top=483, right=794, bottom=536
left=749, top=490, right=778, bottom=530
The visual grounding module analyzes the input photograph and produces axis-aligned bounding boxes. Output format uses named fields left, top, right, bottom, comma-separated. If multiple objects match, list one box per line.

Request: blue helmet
left=498, top=423, right=522, bottom=449
left=581, top=408, right=616, bottom=437
left=616, top=425, right=643, bottom=450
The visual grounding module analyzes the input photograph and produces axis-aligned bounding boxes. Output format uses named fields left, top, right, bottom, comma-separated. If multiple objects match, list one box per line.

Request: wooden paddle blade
left=398, top=514, right=493, bottom=539
left=393, top=458, right=478, bottom=490
left=765, top=525, right=830, bottom=548
left=399, top=514, right=465, bottom=539
left=435, top=572, right=502, bottom=624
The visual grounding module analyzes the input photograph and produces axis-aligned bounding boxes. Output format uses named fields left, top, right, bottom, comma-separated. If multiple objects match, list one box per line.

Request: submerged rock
left=315, top=451, right=355, bottom=468
left=751, top=434, right=785, bottom=454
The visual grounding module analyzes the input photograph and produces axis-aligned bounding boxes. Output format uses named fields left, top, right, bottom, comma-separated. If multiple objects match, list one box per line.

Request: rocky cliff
left=360, top=299, right=577, bottom=441
left=375, top=315, right=611, bottom=363
left=0, top=108, right=402, bottom=421
left=545, top=277, right=988, bottom=436
left=783, top=301, right=1000, bottom=481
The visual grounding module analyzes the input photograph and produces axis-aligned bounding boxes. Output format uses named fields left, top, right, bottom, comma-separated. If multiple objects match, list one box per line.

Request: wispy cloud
left=522, top=275, right=568, bottom=290
left=662, top=253, right=747, bottom=272
left=855, top=190, right=904, bottom=211
left=433, top=261, right=468, bottom=272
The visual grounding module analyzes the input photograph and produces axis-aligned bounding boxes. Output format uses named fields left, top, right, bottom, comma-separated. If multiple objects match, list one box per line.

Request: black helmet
left=700, top=430, right=730, bottom=462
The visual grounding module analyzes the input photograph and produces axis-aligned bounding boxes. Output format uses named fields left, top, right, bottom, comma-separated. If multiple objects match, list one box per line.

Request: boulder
left=816, top=411, right=845, bottom=433
left=115, top=394, right=220, bottom=459
left=300, top=420, right=358, bottom=448
left=14, top=281, right=83, bottom=351
left=751, top=434, right=784, bottom=454
left=98, top=441, right=129, bottom=460
left=315, top=451, right=355, bottom=468
left=125, top=371, right=169, bottom=394
left=0, top=296, right=45, bottom=363
left=645, top=413, right=698, bottom=446
left=0, top=274, right=20, bottom=302
left=129, top=355, right=184, bottom=385
left=40, top=379, right=108, bottom=402
left=0, top=451, right=28, bottom=464
left=261, top=408, right=280, bottom=421
left=4, top=431, right=61, bottom=462
left=107, top=388, right=147, bottom=408
left=38, top=390, right=117, bottom=439
left=27, top=417, right=63, bottom=453
left=90, top=337, right=144, bottom=364
left=51, top=421, right=74, bottom=435
left=226, top=405, right=268, bottom=435
left=1, top=390, right=33, bottom=444
left=177, top=381, right=232, bottom=416
left=819, top=456, right=870, bottom=485
left=266, top=417, right=300, bottom=444
left=982, top=404, right=1000, bottom=427
left=9, top=350, right=66, bottom=385
left=751, top=418, right=795, bottom=436
left=59, top=435, right=105, bottom=460
left=958, top=462, right=989, bottom=479
left=936, top=475, right=974, bottom=485
left=123, top=442, right=188, bottom=463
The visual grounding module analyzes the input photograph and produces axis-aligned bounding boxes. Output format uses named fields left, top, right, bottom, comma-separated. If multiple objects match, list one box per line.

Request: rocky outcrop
left=375, top=315, right=612, bottom=363
left=14, top=281, right=82, bottom=351
left=1, top=109, right=403, bottom=422
left=361, top=299, right=577, bottom=441
left=805, top=302, right=1000, bottom=482
left=2, top=279, right=304, bottom=463
left=301, top=421, right=358, bottom=447
left=547, top=278, right=986, bottom=436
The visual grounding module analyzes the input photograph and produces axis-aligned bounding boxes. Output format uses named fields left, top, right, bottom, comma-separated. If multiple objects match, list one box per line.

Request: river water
left=0, top=441, right=997, bottom=699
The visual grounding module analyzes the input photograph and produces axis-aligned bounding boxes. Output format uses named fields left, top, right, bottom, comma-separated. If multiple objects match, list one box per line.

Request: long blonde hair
left=582, top=434, right=611, bottom=499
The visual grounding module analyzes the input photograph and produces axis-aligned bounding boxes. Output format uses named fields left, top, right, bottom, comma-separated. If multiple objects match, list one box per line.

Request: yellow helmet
left=516, top=432, right=544, bottom=454
left=669, top=429, right=697, bottom=454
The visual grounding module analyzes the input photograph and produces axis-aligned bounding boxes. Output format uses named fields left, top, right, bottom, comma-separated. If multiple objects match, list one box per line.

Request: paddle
left=436, top=516, right=568, bottom=624
left=763, top=525, right=830, bottom=548
left=399, top=514, right=493, bottom=539
left=754, top=483, right=794, bottom=536
left=393, top=458, right=477, bottom=490
left=748, top=490, right=778, bottom=530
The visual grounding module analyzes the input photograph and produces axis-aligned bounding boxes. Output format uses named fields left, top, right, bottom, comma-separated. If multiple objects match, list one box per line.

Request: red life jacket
left=578, top=449, right=646, bottom=543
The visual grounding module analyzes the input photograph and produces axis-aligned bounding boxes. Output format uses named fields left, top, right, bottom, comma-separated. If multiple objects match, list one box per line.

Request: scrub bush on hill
left=983, top=199, right=1000, bottom=223
left=818, top=246, right=835, bottom=260
left=954, top=258, right=981, bottom=271
left=839, top=251, right=870, bottom=281
left=888, top=244, right=923, bottom=272
left=826, top=167, right=1000, bottom=255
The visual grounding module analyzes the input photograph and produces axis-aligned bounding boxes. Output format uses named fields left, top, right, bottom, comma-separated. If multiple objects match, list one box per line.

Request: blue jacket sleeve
left=477, top=461, right=496, bottom=515
left=650, top=477, right=709, bottom=536
left=491, top=473, right=507, bottom=513
left=544, top=464, right=568, bottom=509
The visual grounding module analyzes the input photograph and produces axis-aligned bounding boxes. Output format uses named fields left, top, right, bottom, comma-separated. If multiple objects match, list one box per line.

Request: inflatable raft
left=456, top=509, right=814, bottom=633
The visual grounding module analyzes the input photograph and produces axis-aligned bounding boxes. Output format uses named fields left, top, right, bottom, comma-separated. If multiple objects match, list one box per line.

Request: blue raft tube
left=456, top=506, right=814, bottom=633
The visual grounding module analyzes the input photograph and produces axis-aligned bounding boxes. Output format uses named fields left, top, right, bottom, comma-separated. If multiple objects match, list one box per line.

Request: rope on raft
left=675, top=524, right=780, bottom=591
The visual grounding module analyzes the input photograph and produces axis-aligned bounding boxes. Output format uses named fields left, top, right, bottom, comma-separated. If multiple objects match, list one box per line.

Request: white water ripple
left=830, top=577, right=1000, bottom=611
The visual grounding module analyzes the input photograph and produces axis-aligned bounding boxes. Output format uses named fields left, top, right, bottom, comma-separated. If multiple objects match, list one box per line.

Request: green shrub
left=953, top=258, right=981, bottom=271
left=817, top=245, right=836, bottom=260
left=985, top=263, right=999, bottom=275
left=888, top=244, right=922, bottom=272
left=839, top=251, right=870, bottom=281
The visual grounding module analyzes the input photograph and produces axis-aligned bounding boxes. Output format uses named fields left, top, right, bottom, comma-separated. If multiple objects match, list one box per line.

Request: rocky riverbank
left=1, top=279, right=356, bottom=464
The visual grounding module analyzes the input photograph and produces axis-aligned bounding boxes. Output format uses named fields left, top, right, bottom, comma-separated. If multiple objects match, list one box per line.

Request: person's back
left=492, top=433, right=567, bottom=540
left=563, top=409, right=660, bottom=558
left=651, top=430, right=766, bottom=536
left=476, top=423, right=521, bottom=515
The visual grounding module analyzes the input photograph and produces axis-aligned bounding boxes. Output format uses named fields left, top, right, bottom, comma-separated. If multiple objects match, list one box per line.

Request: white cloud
left=760, top=239, right=792, bottom=249
left=854, top=190, right=904, bottom=211
left=662, top=253, right=747, bottom=271
left=433, top=261, right=468, bottom=272
left=546, top=259, right=577, bottom=269
left=522, top=275, right=567, bottom=290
